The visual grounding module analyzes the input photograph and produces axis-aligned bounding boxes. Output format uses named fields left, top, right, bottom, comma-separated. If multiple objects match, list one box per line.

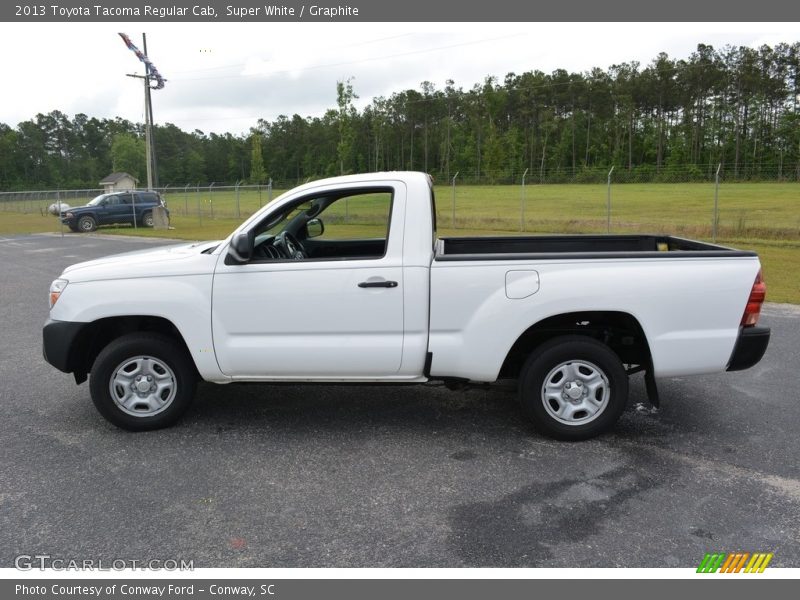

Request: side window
left=248, top=188, right=394, bottom=264
left=138, top=193, right=156, bottom=203
left=118, top=194, right=133, bottom=205
left=106, top=195, right=121, bottom=206
left=315, top=191, right=392, bottom=243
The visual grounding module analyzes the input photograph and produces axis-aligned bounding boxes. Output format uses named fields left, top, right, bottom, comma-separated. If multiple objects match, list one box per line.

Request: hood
left=61, top=240, right=222, bottom=283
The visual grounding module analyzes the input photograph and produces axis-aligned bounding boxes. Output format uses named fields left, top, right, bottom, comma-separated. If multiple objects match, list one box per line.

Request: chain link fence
left=157, top=183, right=277, bottom=222
left=430, top=163, right=800, bottom=185
left=0, top=183, right=277, bottom=217
left=1, top=166, right=798, bottom=241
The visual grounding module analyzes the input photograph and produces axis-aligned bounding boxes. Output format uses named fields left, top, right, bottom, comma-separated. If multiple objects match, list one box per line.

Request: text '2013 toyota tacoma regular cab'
left=43, top=172, right=770, bottom=440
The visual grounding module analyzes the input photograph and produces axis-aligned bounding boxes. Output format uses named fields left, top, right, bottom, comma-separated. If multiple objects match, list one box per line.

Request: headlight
left=64, top=212, right=73, bottom=218
left=49, top=278, right=68, bottom=308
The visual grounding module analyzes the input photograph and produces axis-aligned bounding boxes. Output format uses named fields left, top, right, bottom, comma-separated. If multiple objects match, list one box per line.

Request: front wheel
left=89, top=333, right=197, bottom=431
left=518, top=336, right=628, bottom=441
left=77, top=215, right=96, bottom=232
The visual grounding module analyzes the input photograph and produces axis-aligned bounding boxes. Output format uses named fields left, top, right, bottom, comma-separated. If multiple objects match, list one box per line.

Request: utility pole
left=126, top=70, right=154, bottom=189
left=122, top=32, right=163, bottom=190
left=143, top=73, right=153, bottom=191
left=143, top=34, right=158, bottom=189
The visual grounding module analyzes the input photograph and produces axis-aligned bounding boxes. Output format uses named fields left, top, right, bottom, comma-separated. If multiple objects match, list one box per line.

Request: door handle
left=358, top=280, right=398, bottom=288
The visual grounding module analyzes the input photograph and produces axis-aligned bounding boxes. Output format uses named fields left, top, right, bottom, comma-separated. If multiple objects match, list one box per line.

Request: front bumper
left=42, top=318, right=86, bottom=373
left=726, top=326, right=770, bottom=371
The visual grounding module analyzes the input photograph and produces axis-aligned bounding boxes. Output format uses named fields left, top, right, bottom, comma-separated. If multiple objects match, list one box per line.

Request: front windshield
left=87, top=194, right=110, bottom=206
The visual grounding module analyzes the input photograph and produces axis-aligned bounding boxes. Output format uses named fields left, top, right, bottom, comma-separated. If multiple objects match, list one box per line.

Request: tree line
left=1, top=42, right=798, bottom=191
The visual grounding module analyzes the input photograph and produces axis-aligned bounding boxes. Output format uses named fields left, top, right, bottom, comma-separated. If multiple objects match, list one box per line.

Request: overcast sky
left=1, top=22, right=797, bottom=135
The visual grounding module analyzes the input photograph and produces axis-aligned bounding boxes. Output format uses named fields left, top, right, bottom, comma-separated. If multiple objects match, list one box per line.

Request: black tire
left=518, top=335, right=628, bottom=441
left=89, top=333, right=197, bottom=431
left=77, top=215, right=96, bottom=232
left=142, top=211, right=154, bottom=227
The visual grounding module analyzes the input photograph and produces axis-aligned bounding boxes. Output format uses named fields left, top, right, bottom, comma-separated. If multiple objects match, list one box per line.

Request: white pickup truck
left=43, top=172, right=770, bottom=440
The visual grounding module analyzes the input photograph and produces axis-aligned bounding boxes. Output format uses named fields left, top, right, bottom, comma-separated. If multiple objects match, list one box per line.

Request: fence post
left=520, top=167, right=529, bottom=232
left=713, top=163, right=721, bottom=242
left=57, top=190, right=64, bottom=238
left=163, top=184, right=170, bottom=217
left=196, top=183, right=202, bottom=226
left=268, top=178, right=273, bottom=204
left=209, top=182, right=215, bottom=219
left=132, top=189, right=137, bottom=230
left=606, top=166, right=615, bottom=234
left=184, top=183, right=190, bottom=216
left=235, top=180, right=241, bottom=219
left=451, top=171, right=459, bottom=228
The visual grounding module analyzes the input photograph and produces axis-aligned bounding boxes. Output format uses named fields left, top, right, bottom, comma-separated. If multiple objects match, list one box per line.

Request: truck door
left=211, top=183, right=407, bottom=378
left=100, top=193, right=129, bottom=224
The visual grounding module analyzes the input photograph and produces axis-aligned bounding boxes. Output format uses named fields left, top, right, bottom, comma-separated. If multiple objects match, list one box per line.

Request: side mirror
left=305, top=218, right=324, bottom=239
left=228, top=231, right=253, bottom=264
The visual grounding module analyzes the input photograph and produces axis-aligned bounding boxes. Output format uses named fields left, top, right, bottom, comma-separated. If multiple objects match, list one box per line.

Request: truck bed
left=435, top=234, right=756, bottom=261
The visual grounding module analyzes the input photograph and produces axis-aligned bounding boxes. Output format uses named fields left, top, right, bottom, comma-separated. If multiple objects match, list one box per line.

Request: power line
left=169, top=32, right=418, bottom=76
left=172, top=33, right=527, bottom=82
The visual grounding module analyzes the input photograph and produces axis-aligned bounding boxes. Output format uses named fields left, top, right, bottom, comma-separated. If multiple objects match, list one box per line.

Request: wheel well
left=69, top=316, right=195, bottom=382
left=499, top=311, right=652, bottom=379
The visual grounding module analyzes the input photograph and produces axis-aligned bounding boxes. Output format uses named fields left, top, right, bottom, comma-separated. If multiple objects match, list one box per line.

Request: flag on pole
left=118, top=33, right=166, bottom=90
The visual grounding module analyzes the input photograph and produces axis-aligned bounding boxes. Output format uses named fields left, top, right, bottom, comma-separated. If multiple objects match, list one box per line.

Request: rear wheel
left=142, top=211, right=154, bottom=227
left=89, top=333, right=197, bottom=431
left=518, top=335, right=628, bottom=441
left=77, top=215, right=96, bottom=232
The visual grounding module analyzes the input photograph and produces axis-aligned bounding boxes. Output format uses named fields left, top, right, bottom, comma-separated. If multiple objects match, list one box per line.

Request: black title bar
left=3, top=0, right=799, bottom=22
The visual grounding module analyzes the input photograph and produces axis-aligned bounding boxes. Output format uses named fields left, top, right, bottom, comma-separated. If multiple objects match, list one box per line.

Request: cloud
left=1, top=22, right=798, bottom=135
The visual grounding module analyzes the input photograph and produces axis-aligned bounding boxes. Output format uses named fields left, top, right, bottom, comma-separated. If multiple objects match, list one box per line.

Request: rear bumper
left=726, top=326, right=770, bottom=371
left=43, top=319, right=86, bottom=373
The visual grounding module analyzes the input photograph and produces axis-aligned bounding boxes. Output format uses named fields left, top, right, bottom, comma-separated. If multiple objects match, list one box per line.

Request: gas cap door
left=505, top=270, right=540, bottom=299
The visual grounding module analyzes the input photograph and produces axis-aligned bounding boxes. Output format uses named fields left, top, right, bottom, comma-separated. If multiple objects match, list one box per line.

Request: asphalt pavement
left=1, top=233, right=798, bottom=568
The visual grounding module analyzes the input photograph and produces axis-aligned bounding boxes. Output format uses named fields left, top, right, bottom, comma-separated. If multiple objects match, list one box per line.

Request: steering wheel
left=274, top=231, right=307, bottom=260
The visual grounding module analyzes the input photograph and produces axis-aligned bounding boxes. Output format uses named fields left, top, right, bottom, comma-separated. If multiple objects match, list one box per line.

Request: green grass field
left=2, top=182, right=798, bottom=303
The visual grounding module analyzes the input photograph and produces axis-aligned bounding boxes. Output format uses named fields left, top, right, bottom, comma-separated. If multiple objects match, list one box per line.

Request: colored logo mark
left=697, top=552, right=774, bottom=573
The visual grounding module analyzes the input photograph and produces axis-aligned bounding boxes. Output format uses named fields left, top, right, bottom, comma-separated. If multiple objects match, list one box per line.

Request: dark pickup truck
left=61, top=190, right=168, bottom=232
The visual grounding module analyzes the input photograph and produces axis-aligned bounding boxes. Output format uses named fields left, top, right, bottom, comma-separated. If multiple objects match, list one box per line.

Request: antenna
left=119, top=33, right=166, bottom=190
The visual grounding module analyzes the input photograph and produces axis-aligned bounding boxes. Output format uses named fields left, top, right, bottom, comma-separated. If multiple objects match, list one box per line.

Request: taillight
left=741, top=269, right=766, bottom=327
